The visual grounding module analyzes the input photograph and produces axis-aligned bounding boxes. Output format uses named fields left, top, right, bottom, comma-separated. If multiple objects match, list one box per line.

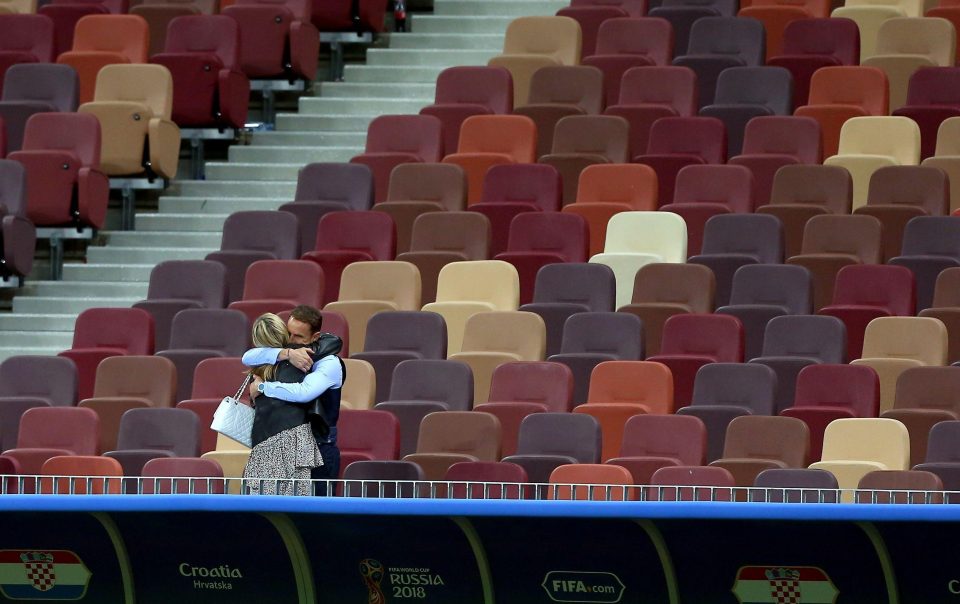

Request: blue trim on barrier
left=2, top=495, right=960, bottom=521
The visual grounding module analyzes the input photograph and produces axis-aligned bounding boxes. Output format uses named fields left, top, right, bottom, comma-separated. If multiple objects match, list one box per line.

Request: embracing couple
left=241, top=305, right=344, bottom=496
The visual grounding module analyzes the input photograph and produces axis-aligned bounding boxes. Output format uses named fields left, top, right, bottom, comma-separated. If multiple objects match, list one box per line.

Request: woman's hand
left=249, top=376, right=264, bottom=399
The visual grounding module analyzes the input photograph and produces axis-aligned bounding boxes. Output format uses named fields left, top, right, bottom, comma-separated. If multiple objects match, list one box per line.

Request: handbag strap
left=234, top=374, right=253, bottom=401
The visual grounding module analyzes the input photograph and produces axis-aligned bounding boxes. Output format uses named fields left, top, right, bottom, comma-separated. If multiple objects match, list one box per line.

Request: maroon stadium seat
left=729, top=116, right=821, bottom=207
left=0, top=14, right=55, bottom=96
left=0, top=159, right=33, bottom=283
left=350, top=115, right=444, bottom=203
left=0, top=64, right=78, bottom=155
left=176, top=356, right=247, bottom=453
left=228, top=260, right=324, bottom=324
left=471, top=163, right=561, bottom=256
left=767, top=18, right=860, bottom=109
left=2, top=406, right=99, bottom=477
left=583, top=18, right=672, bottom=104
left=661, top=164, right=754, bottom=255
left=607, top=414, right=707, bottom=484
left=141, top=457, right=224, bottom=494
left=222, top=0, right=319, bottom=82
left=635, top=116, right=726, bottom=207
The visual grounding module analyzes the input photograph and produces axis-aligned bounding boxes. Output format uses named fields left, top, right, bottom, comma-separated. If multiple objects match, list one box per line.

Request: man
left=242, top=305, right=343, bottom=491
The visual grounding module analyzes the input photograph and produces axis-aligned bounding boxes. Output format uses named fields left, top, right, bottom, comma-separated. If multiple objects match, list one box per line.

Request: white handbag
left=211, top=374, right=255, bottom=448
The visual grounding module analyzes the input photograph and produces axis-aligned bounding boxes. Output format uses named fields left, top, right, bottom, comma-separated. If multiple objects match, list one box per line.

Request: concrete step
left=104, top=231, right=223, bottom=248
left=172, top=181, right=297, bottom=198
left=412, top=15, right=516, bottom=34
left=228, top=146, right=362, bottom=164
left=366, top=48, right=498, bottom=67
left=0, top=347, right=64, bottom=362
left=298, top=97, right=430, bottom=115
left=13, top=296, right=140, bottom=315
left=27, top=281, right=149, bottom=298
left=0, top=331, right=75, bottom=349
left=61, top=264, right=155, bottom=282
left=434, top=0, right=568, bottom=16
left=0, top=313, right=77, bottom=332
left=204, top=163, right=303, bottom=181
left=342, top=65, right=445, bottom=83
left=387, top=33, right=504, bottom=50
left=86, top=246, right=214, bottom=264
left=137, top=213, right=232, bottom=231
left=275, top=114, right=376, bottom=132
left=249, top=131, right=367, bottom=146
left=317, top=82, right=435, bottom=99
left=158, top=197, right=286, bottom=214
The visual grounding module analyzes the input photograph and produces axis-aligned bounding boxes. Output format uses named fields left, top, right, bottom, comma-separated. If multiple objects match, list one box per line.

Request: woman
left=242, top=313, right=323, bottom=496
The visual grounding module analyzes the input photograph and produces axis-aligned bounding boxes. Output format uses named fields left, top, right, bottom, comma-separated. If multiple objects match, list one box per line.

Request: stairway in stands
left=0, top=0, right=568, bottom=361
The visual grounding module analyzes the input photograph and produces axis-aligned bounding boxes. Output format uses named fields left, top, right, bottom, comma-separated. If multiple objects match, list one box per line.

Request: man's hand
left=249, top=376, right=263, bottom=399
left=288, top=348, right=313, bottom=372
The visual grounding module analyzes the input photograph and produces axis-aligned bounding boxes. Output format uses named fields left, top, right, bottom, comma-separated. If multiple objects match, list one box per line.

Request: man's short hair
left=290, top=305, right=323, bottom=334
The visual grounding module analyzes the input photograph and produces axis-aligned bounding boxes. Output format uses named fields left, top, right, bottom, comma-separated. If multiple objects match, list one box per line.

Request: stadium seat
left=881, top=366, right=960, bottom=467
left=548, top=463, right=636, bottom=500
left=920, top=267, right=960, bottom=364
left=311, top=0, right=385, bottom=33
left=104, top=407, right=200, bottom=481
left=0, top=357, right=75, bottom=453
left=402, top=411, right=501, bottom=481
left=227, top=260, right=323, bottom=324
left=221, top=0, right=319, bottom=82
left=913, top=420, right=960, bottom=497
left=176, top=356, right=246, bottom=453
left=649, top=465, right=735, bottom=501
left=890, top=216, right=960, bottom=312
left=2, top=407, right=99, bottom=477
left=541, top=114, right=632, bottom=205
left=893, top=68, right=960, bottom=161
left=648, top=5, right=732, bottom=63
left=635, top=116, right=727, bottom=207
left=751, top=467, right=839, bottom=502
left=374, top=163, right=467, bottom=254
left=338, top=409, right=401, bottom=472
left=502, top=412, right=602, bottom=488
left=141, top=457, right=224, bottom=494
left=856, top=469, right=943, bottom=503
left=709, top=415, right=810, bottom=488
left=350, top=114, right=444, bottom=203
left=0, top=159, right=33, bottom=284
left=340, top=358, right=375, bottom=410
left=557, top=5, right=629, bottom=59
left=470, top=163, right=560, bottom=257
left=582, top=17, right=671, bottom=105
left=40, top=455, right=122, bottom=495
left=0, top=14, right=55, bottom=99
left=445, top=460, right=530, bottom=500
left=922, top=117, right=960, bottom=215
left=809, top=417, right=910, bottom=497
left=0, top=64, right=78, bottom=155
left=131, top=4, right=200, bottom=59
left=738, top=0, right=831, bottom=58
left=57, top=14, right=149, bottom=104
left=607, top=414, right=706, bottom=484
left=341, top=460, right=423, bottom=498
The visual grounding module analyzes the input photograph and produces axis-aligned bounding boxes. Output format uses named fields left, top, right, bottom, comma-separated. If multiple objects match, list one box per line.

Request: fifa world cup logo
left=359, top=558, right=386, bottom=604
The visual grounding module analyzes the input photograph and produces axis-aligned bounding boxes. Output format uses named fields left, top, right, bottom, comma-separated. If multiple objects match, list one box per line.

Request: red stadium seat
left=350, top=114, right=444, bottom=203
left=222, top=0, right=319, bottom=81
left=0, top=14, right=56, bottom=96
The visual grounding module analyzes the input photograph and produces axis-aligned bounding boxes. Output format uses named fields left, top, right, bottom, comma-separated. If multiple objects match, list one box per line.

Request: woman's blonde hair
left=250, top=313, right=289, bottom=381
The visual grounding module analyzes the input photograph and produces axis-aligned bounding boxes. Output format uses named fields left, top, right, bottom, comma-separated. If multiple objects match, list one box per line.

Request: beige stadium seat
left=448, top=311, right=546, bottom=405
left=589, top=211, right=688, bottom=309
left=487, top=16, right=582, bottom=107
left=823, top=116, right=920, bottom=209
left=0, top=0, right=35, bottom=12
left=861, top=17, right=956, bottom=111
left=421, top=260, right=520, bottom=354
left=201, top=450, right=250, bottom=494
left=922, top=117, right=960, bottom=214
left=323, top=261, right=421, bottom=354
left=851, top=316, right=948, bottom=413
left=840, top=0, right=926, bottom=18
left=809, top=418, right=910, bottom=499
left=78, top=64, right=181, bottom=179
left=341, top=358, right=376, bottom=410
left=829, top=7, right=898, bottom=59
left=215, top=432, right=250, bottom=452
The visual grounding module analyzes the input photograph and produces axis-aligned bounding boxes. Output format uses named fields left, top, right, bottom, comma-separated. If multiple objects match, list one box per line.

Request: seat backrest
left=556, top=5, right=630, bottom=59
left=673, top=164, right=754, bottom=212
left=456, top=115, right=537, bottom=162
left=481, top=163, right=562, bottom=211
left=805, top=66, right=887, bottom=115
left=831, top=264, right=915, bottom=316
left=17, top=406, right=98, bottom=453
left=387, top=359, right=473, bottom=411
left=711, top=66, right=792, bottom=114
left=560, top=312, right=643, bottom=359
left=799, top=215, right=881, bottom=263
left=739, top=116, right=821, bottom=164
left=925, top=420, right=960, bottom=463
left=514, top=412, right=601, bottom=462
left=759, top=315, right=847, bottom=363
left=20, top=112, right=100, bottom=168
left=91, top=355, right=176, bottom=406
left=691, top=362, right=776, bottom=414
left=0, top=14, right=55, bottom=62
left=932, top=266, right=960, bottom=307
left=387, top=163, right=467, bottom=212
left=488, top=361, right=573, bottom=412
left=2, top=63, right=78, bottom=112
left=587, top=360, right=674, bottom=413
left=646, top=116, right=727, bottom=163
left=573, top=0, right=646, bottom=17
left=794, top=363, right=879, bottom=416
left=0, top=160, right=26, bottom=218
left=936, top=116, right=960, bottom=156
left=728, top=264, right=811, bottom=314
left=71, top=14, right=148, bottom=62
left=649, top=465, right=735, bottom=500
left=603, top=211, right=687, bottom=260
left=721, top=415, right=809, bottom=467
left=699, top=214, right=782, bottom=263
left=0, top=356, right=77, bottom=406
left=416, top=411, right=501, bottom=460
left=595, top=16, right=673, bottom=64
left=145, top=260, right=227, bottom=308
left=660, top=314, right=743, bottom=361
left=295, top=163, right=374, bottom=211
left=550, top=115, right=630, bottom=162
left=780, top=18, right=859, bottom=65
left=71, top=307, right=154, bottom=354
left=632, top=263, right=715, bottom=311
left=836, top=116, right=920, bottom=165
left=115, top=407, right=199, bottom=456
left=434, top=65, right=513, bottom=114
left=620, top=414, right=706, bottom=463
left=873, top=17, right=955, bottom=66
left=241, top=260, right=323, bottom=307
left=548, top=463, right=634, bottom=500
left=314, top=211, right=395, bottom=259
left=904, top=67, right=960, bottom=108
left=364, top=311, right=446, bottom=359
left=141, top=457, right=224, bottom=494
left=860, top=317, right=947, bottom=365
left=531, top=262, right=616, bottom=311
left=900, top=216, right=960, bottom=259
left=163, top=15, right=240, bottom=71
left=866, top=166, right=948, bottom=216
left=460, top=311, right=545, bottom=360
left=527, top=65, right=604, bottom=114
left=857, top=469, right=943, bottom=502
left=338, top=409, right=400, bottom=460
left=364, top=114, right=443, bottom=162
left=408, top=212, right=489, bottom=258
left=893, top=366, right=960, bottom=413
left=506, top=212, right=588, bottom=262
left=220, top=210, right=299, bottom=258
left=190, top=356, right=246, bottom=399
left=819, top=417, right=909, bottom=469
left=336, top=261, right=420, bottom=309
left=576, top=163, right=658, bottom=210
left=617, top=65, right=697, bottom=114
left=434, top=260, right=519, bottom=309
left=685, top=16, right=765, bottom=65
left=167, top=308, right=249, bottom=356
left=502, top=15, right=582, bottom=65
left=769, top=165, right=852, bottom=213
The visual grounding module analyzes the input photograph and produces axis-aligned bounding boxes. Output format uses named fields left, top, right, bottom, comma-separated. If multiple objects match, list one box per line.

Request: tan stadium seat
left=341, top=358, right=376, bottom=410
left=823, top=116, right=920, bottom=209
left=448, top=311, right=546, bottom=405
left=861, top=17, right=956, bottom=111
left=809, top=417, right=910, bottom=499
left=200, top=450, right=249, bottom=494
left=851, top=316, right=948, bottom=413
left=840, top=0, right=926, bottom=18
left=421, top=260, right=520, bottom=355
left=57, top=15, right=149, bottom=104
left=829, top=7, right=898, bottom=60
left=323, top=261, right=421, bottom=354
left=402, top=411, right=502, bottom=481
left=922, top=117, right=960, bottom=214
left=487, top=16, right=582, bottom=108
left=78, top=63, right=180, bottom=179
left=0, top=0, right=35, bottom=12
